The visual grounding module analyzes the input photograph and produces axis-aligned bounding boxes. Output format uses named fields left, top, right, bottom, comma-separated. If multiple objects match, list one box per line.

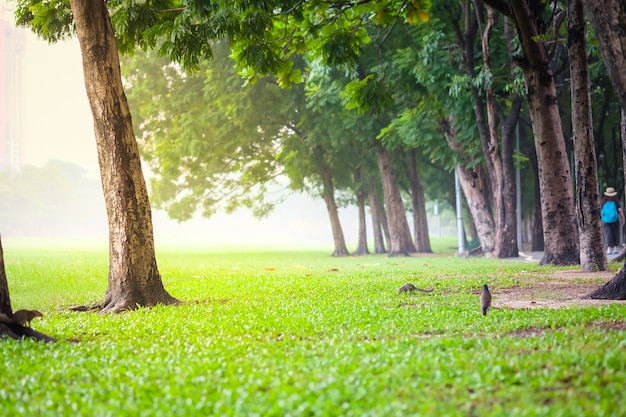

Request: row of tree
left=6, top=0, right=626, bottom=312
left=120, top=1, right=624, bottom=265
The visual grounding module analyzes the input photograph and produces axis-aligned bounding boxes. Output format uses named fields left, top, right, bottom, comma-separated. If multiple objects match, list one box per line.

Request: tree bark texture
left=509, top=0, right=580, bottom=266
left=584, top=267, right=626, bottom=300
left=455, top=165, right=496, bottom=255
left=69, top=0, right=178, bottom=311
left=0, top=236, right=11, bottom=316
left=367, top=176, right=387, bottom=254
left=406, top=149, right=432, bottom=253
left=623, top=109, right=626, bottom=199
left=529, top=149, right=545, bottom=251
left=353, top=170, right=369, bottom=256
left=568, top=0, right=609, bottom=272
left=499, top=17, right=523, bottom=258
left=354, top=192, right=369, bottom=256
left=316, top=148, right=349, bottom=257
left=375, top=145, right=417, bottom=256
left=581, top=0, right=626, bottom=112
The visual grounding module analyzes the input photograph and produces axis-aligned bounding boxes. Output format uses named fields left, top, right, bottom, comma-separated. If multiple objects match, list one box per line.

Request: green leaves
left=13, top=0, right=74, bottom=42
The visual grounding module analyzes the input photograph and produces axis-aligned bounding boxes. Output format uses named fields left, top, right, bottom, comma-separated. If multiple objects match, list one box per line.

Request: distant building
left=0, top=6, right=25, bottom=172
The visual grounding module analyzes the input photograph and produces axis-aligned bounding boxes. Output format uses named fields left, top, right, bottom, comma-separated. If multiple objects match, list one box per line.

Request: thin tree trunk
left=0, top=236, right=11, bottom=316
left=569, top=0, right=609, bottom=272
left=69, top=0, right=178, bottom=311
left=354, top=190, right=369, bottom=256
left=480, top=6, right=508, bottom=258
left=353, top=169, right=369, bottom=256
left=316, top=148, right=349, bottom=257
left=406, top=149, right=432, bottom=253
left=440, top=117, right=496, bottom=256
left=375, top=144, right=417, bottom=256
left=367, top=176, right=387, bottom=254
left=455, top=165, right=496, bottom=255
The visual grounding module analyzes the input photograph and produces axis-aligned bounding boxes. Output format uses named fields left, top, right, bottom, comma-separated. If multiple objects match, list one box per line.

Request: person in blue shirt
left=601, top=187, right=625, bottom=255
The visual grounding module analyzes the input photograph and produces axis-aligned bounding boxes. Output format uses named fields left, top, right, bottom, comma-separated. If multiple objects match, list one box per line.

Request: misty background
left=0, top=4, right=456, bottom=249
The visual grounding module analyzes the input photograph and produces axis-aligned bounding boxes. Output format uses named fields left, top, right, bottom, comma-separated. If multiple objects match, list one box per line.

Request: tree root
left=582, top=267, right=626, bottom=300
left=0, top=323, right=57, bottom=343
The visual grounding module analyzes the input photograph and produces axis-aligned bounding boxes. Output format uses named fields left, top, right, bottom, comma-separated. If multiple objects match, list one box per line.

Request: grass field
left=1, top=237, right=625, bottom=416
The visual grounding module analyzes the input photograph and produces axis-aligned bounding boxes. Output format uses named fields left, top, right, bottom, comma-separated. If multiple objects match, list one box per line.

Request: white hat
left=604, top=187, right=618, bottom=197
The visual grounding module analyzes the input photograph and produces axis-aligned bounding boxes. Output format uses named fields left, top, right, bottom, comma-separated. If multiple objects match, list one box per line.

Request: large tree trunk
left=69, top=0, right=178, bottom=311
left=367, top=176, right=387, bottom=254
left=316, top=148, right=349, bottom=257
left=508, top=0, right=580, bottom=266
left=499, top=17, right=523, bottom=258
left=406, top=149, right=432, bottom=253
left=568, top=0, right=609, bottom=272
left=580, top=0, right=626, bottom=112
left=375, top=145, right=417, bottom=256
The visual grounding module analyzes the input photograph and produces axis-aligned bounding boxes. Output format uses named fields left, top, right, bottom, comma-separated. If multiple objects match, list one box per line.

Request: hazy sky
left=5, top=7, right=361, bottom=248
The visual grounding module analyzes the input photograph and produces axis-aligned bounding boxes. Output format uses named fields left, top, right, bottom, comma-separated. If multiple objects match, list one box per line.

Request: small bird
left=480, top=285, right=492, bottom=316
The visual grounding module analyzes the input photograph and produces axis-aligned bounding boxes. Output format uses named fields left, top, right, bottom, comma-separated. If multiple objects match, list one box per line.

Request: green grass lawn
left=1, top=238, right=625, bottom=416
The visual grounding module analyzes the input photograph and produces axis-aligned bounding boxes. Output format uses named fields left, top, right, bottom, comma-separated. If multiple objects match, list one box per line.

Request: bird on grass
left=480, top=285, right=491, bottom=316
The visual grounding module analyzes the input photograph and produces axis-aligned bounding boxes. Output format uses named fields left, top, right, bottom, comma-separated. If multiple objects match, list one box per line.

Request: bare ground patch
left=495, top=270, right=626, bottom=310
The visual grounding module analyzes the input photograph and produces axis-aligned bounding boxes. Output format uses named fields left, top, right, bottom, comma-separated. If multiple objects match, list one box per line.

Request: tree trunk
left=581, top=0, right=626, bottom=112
left=0, top=236, right=11, bottom=316
left=375, top=144, right=417, bottom=256
left=406, top=149, right=432, bottom=253
left=316, top=149, right=349, bottom=257
left=480, top=6, right=508, bottom=258
left=440, top=117, right=496, bottom=255
left=529, top=148, right=545, bottom=251
left=367, top=176, right=387, bottom=254
left=568, top=0, right=609, bottom=272
left=499, top=17, right=523, bottom=258
left=354, top=190, right=369, bottom=256
left=455, top=165, right=496, bottom=255
left=618, top=109, right=626, bottom=257
left=353, top=169, right=369, bottom=256
left=509, top=0, right=580, bottom=266
left=69, top=0, right=178, bottom=311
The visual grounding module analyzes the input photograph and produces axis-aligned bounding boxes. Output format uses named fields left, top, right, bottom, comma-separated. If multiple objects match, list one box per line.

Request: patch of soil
left=496, top=270, right=626, bottom=310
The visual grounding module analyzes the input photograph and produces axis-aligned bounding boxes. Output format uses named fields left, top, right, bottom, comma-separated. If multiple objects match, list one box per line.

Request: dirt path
left=496, top=270, right=626, bottom=309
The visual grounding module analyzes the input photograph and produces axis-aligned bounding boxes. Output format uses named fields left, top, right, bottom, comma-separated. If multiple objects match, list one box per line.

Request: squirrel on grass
left=0, top=309, right=43, bottom=327
left=398, top=283, right=434, bottom=294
